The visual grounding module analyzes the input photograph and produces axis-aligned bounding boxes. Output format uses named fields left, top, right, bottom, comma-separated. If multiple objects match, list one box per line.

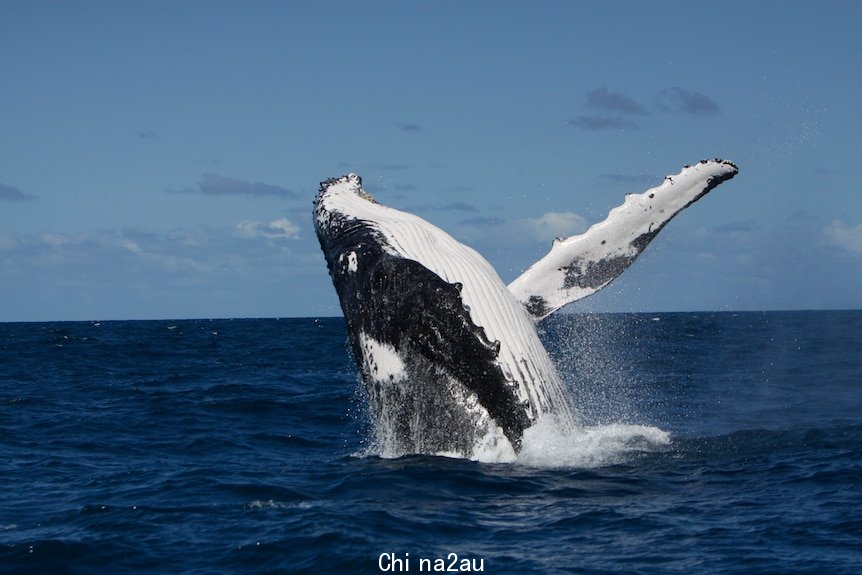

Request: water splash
left=543, top=313, right=650, bottom=426
left=357, top=313, right=668, bottom=466
left=517, top=414, right=670, bottom=469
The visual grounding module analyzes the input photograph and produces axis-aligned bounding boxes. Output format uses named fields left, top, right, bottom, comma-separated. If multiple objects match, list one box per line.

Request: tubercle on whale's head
left=314, top=173, right=380, bottom=243
left=316, top=173, right=378, bottom=205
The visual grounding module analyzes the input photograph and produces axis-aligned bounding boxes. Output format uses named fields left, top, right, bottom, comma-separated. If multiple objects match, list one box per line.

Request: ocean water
left=1, top=311, right=861, bottom=574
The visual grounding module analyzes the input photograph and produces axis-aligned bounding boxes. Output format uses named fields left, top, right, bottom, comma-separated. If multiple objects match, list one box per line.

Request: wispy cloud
left=599, top=173, right=660, bottom=186
left=585, top=87, right=648, bottom=116
left=0, top=223, right=329, bottom=320
left=460, top=216, right=506, bottom=227
left=569, top=87, right=647, bottom=131
left=568, top=115, right=639, bottom=131
left=396, top=122, right=422, bottom=133
left=39, top=232, right=73, bottom=247
left=337, top=162, right=411, bottom=172
left=2, top=224, right=311, bottom=288
left=0, top=231, right=17, bottom=250
left=521, top=212, right=588, bottom=242
left=168, top=173, right=298, bottom=199
left=234, top=218, right=301, bottom=240
left=824, top=220, right=862, bottom=255
left=10, top=229, right=214, bottom=276
left=137, top=130, right=159, bottom=139
left=713, top=220, right=761, bottom=234
left=459, top=211, right=587, bottom=243
left=570, top=86, right=719, bottom=131
left=364, top=163, right=411, bottom=171
left=657, top=87, right=720, bottom=116
left=446, top=185, right=476, bottom=193
left=358, top=181, right=421, bottom=196
left=0, top=182, right=35, bottom=202
left=409, top=201, right=479, bottom=214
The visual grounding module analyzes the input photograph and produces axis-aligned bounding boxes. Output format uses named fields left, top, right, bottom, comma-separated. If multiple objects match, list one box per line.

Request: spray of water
left=356, top=313, right=670, bottom=468
left=514, top=313, right=671, bottom=468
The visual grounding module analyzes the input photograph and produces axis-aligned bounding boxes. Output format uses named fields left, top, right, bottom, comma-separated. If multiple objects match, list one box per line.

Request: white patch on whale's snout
left=358, top=332, right=406, bottom=383
left=338, top=251, right=359, bottom=274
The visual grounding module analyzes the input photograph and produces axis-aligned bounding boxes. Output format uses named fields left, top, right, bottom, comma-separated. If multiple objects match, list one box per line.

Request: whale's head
left=313, top=173, right=389, bottom=282
left=314, top=173, right=394, bottom=270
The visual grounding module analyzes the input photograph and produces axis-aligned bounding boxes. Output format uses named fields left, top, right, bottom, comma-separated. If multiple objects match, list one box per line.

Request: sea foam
left=515, top=415, right=671, bottom=469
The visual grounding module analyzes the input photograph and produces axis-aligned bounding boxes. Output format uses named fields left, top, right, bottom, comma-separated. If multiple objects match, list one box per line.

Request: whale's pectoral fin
left=508, top=159, right=739, bottom=320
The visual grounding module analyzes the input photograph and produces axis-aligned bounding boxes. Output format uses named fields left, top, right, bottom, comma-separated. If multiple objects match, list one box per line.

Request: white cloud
left=0, top=223, right=329, bottom=321
left=269, top=218, right=301, bottom=238
left=120, top=239, right=144, bottom=254
left=235, top=218, right=301, bottom=240
left=39, top=233, right=72, bottom=247
left=824, top=220, right=862, bottom=255
left=0, top=231, right=18, bottom=250
left=568, top=115, right=639, bottom=131
left=457, top=211, right=588, bottom=246
left=521, top=212, right=588, bottom=242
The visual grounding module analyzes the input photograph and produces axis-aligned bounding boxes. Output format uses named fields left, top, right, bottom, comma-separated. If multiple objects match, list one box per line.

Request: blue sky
left=2, top=1, right=860, bottom=321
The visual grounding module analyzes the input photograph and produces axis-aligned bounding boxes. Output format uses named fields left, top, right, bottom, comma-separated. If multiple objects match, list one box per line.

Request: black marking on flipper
left=509, top=159, right=739, bottom=320
left=525, top=295, right=550, bottom=318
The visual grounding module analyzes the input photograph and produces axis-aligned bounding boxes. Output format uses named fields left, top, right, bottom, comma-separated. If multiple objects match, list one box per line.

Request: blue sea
left=2, top=311, right=861, bottom=574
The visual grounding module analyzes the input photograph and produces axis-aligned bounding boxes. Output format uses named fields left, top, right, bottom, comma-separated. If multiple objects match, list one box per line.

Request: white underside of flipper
left=508, top=159, right=739, bottom=320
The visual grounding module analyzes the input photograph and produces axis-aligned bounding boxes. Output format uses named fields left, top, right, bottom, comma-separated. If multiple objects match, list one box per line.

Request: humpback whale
left=314, top=159, right=738, bottom=460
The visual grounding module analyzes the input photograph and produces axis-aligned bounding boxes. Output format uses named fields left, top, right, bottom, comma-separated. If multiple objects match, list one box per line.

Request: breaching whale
left=314, top=159, right=738, bottom=460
